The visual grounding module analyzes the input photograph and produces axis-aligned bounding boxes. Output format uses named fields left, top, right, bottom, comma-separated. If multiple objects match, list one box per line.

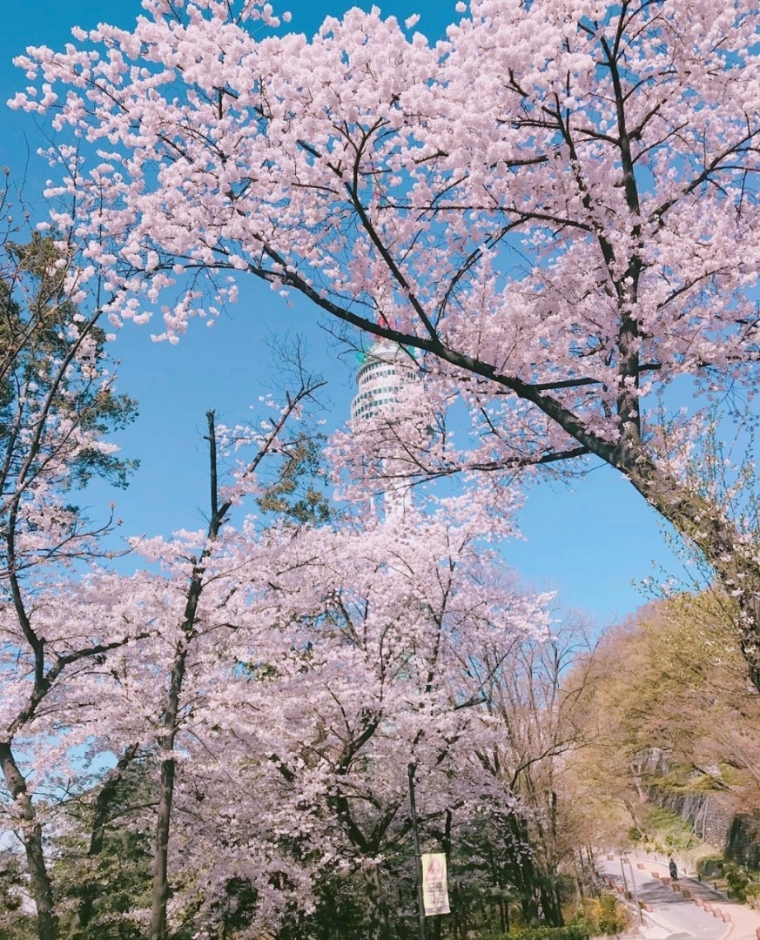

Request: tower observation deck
left=350, top=340, right=418, bottom=423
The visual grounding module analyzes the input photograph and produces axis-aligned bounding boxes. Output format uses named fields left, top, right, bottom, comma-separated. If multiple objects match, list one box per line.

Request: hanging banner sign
left=421, top=852, right=450, bottom=916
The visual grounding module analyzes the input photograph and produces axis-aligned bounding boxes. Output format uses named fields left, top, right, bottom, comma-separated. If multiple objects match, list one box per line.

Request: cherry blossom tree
left=0, top=573, right=151, bottom=940
left=0, top=222, right=140, bottom=940
left=148, top=463, right=547, bottom=936
left=145, top=374, right=327, bottom=940
left=0, top=310, right=533, bottom=940
left=178, top=499, right=550, bottom=940
left=12, top=0, right=760, bottom=684
left=35, top=378, right=544, bottom=939
left=61, top=375, right=325, bottom=939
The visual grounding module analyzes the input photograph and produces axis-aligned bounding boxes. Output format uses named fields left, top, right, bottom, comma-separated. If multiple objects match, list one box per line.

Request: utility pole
left=408, top=764, right=426, bottom=940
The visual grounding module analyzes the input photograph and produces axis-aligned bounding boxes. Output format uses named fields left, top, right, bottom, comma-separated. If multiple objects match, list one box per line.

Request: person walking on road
left=669, top=858, right=678, bottom=880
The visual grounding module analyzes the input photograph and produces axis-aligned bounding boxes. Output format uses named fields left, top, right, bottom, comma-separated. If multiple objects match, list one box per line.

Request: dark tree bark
left=149, top=410, right=222, bottom=940
left=361, top=866, right=392, bottom=940
left=0, top=742, right=59, bottom=940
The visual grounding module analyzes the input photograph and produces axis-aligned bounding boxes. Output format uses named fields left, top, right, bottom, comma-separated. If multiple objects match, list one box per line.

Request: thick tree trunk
left=361, top=865, right=391, bottom=940
left=0, top=742, right=59, bottom=940
left=624, top=458, right=760, bottom=690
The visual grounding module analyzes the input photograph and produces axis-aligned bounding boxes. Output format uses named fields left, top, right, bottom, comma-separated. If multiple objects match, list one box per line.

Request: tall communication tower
left=350, top=340, right=417, bottom=423
left=350, top=340, right=419, bottom=517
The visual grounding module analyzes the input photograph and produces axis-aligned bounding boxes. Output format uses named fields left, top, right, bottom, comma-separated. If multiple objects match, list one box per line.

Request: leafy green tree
left=256, top=431, right=332, bottom=527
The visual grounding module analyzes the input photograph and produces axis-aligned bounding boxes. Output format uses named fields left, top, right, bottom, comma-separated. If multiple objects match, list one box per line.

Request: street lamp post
left=619, top=856, right=629, bottom=898
left=622, top=857, right=643, bottom=925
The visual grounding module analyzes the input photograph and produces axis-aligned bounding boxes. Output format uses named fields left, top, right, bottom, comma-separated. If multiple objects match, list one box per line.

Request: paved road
left=598, top=856, right=737, bottom=940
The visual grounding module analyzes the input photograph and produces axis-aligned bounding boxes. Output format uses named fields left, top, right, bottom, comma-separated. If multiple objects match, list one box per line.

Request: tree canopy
left=11, top=0, right=760, bottom=684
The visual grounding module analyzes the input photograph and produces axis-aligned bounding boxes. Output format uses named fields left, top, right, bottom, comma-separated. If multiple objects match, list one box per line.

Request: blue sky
left=0, top=0, right=685, bottom=626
